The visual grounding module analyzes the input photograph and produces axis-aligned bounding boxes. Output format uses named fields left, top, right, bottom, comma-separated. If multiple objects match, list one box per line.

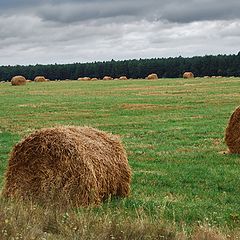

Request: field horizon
left=0, top=77, right=240, bottom=239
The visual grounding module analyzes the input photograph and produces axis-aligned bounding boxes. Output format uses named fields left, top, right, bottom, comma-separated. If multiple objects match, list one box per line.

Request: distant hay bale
left=147, top=74, right=158, bottom=80
left=34, top=76, right=47, bottom=82
left=119, top=76, right=128, bottom=80
left=211, top=76, right=216, bottom=78
left=183, top=72, right=194, bottom=79
left=204, top=76, right=210, bottom=78
left=11, top=76, right=26, bottom=86
left=78, top=77, right=91, bottom=81
left=26, top=80, right=32, bottom=82
left=83, top=77, right=91, bottom=81
left=2, top=126, right=132, bottom=208
left=225, top=106, right=240, bottom=154
left=91, top=78, right=98, bottom=81
left=103, top=76, right=113, bottom=81
left=216, top=76, right=222, bottom=78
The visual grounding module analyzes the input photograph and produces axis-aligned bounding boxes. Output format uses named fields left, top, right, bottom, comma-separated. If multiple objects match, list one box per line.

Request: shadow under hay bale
left=225, top=106, right=240, bottom=154
left=11, top=76, right=26, bottom=86
left=2, top=126, right=131, bottom=208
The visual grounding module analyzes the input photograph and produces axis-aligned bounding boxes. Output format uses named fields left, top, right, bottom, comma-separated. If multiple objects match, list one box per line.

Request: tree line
left=0, top=53, right=240, bottom=81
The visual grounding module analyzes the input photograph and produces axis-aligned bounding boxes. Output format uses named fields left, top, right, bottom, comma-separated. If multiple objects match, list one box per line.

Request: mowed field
left=0, top=77, right=240, bottom=237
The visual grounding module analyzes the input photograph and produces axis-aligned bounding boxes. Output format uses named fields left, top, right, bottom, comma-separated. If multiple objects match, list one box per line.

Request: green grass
left=0, top=78, right=240, bottom=233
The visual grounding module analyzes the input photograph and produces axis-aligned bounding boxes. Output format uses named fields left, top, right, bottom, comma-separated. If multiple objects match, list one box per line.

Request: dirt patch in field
left=214, top=93, right=240, bottom=97
left=121, top=103, right=190, bottom=111
left=137, top=90, right=193, bottom=96
left=212, top=138, right=223, bottom=146
left=115, top=86, right=162, bottom=91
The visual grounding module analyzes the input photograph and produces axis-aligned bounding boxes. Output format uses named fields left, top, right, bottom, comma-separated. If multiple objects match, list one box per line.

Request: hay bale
left=91, top=78, right=98, bottom=81
left=147, top=74, right=158, bottom=80
left=204, top=76, right=210, bottom=78
left=103, top=76, right=113, bottom=80
left=26, top=79, right=32, bottom=82
left=183, top=72, right=194, bottom=79
left=78, top=77, right=91, bottom=81
left=225, top=106, right=240, bottom=154
left=119, top=76, right=128, bottom=80
left=2, top=126, right=131, bottom=208
left=34, top=76, right=47, bottom=82
left=11, top=76, right=26, bottom=86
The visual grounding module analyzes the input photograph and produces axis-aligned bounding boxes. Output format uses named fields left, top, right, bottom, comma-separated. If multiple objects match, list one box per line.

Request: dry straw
left=34, top=76, right=47, bottom=82
left=183, top=72, right=194, bottom=79
left=225, top=106, right=240, bottom=154
left=2, top=126, right=132, bottom=208
left=11, top=76, right=26, bottom=86
left=147, top=74, right=158, bottom=80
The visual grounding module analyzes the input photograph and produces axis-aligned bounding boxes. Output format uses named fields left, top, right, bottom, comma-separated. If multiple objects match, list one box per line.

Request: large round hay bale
left=34, top=76, right=47, bottom=82
left=91, top=78, right=98, bottom=81
left=183, top=72, right=194, bottom=79
left=225, top=106, right=240, bottom=154
left=11, top=76, right=26, bottom=86
left=147, top=73, right=158, bottom=80
left=119, top=76, right=128, bottom=80
left=2, top=126, right=131, bottom=208
left=103, top=76, right=113, bottom=80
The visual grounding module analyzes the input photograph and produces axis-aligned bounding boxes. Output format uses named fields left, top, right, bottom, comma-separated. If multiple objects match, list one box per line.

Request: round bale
left=11, top=76, right=26, bottom=86
left=119, top=76, right=128, bottom=80
left=147, top=73, right=158, bottom=80
left=225, top=106, right=240, bottom=154
left=103, top=76, right=113, bottom=80
left=34, top=76, right=47, bottom=82
left=183, top=72, right=194, bottom=79
left=2, top=126, right=132, bottom=208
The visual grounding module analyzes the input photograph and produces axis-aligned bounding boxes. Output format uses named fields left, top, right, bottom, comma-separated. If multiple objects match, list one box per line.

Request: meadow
left=0, top=77, right=240, bottom=239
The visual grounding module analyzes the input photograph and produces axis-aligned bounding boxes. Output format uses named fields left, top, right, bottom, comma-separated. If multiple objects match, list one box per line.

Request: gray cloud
left=0, top=0, right=240, bottom=65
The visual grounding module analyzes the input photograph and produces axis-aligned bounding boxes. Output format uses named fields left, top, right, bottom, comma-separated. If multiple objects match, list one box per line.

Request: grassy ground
left=0, top=78, right=240, bottom=238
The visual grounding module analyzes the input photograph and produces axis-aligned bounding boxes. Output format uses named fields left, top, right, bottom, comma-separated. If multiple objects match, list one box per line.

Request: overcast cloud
left=0, top=0, right=240, bottom=65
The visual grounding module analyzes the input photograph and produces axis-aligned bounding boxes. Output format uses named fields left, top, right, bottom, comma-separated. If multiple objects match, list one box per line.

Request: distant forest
left=1, top=53, right=240, bottom=81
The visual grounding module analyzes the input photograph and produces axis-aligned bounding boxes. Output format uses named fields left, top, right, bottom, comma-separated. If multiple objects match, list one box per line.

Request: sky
left=0, top=0, right=240, bottom=66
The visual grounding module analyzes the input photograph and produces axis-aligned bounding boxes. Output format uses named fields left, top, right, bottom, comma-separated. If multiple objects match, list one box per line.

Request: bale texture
left=225, top=106, right=240, bottom=154
left=103, top=76, right=113, bottom=80
left=147, top=74, right=158, bottom=80
left=34, top=76, right=47, bottom=82
left=11, top=76, right=26, bottom=86
left=91, top=78, right=98, bottom=81
left=2, top=126, right=131, bottom=207
left=183, top=72, right=194, bottom=79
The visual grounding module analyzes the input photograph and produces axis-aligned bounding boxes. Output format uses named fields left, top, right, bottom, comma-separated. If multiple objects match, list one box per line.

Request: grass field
left=0, top=78, right=240, bottom=239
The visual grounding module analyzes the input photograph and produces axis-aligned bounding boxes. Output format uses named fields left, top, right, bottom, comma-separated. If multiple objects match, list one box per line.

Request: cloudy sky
left=0, top=0, right=240, bottom=66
